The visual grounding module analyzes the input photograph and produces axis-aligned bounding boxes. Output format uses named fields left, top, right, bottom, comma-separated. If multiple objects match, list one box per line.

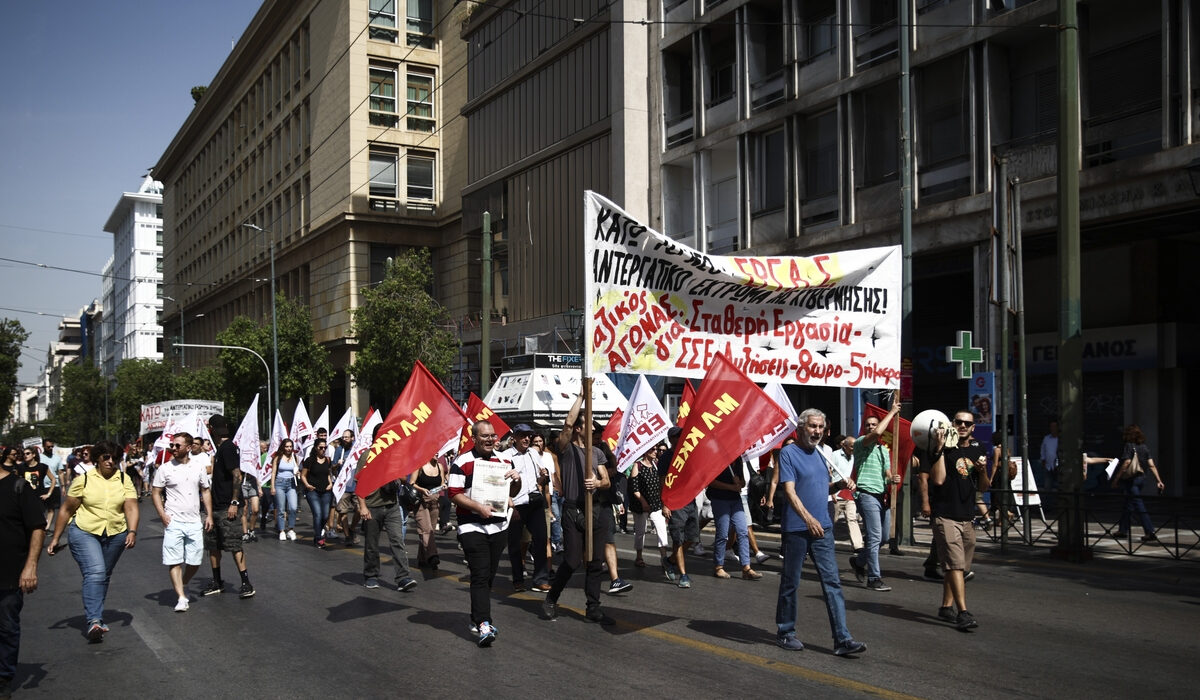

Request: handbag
left=1126, top=448, right=1144, bottom=479
left=398, top=481, right=422, bottom=510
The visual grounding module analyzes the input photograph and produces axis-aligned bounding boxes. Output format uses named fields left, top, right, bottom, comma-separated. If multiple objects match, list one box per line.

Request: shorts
left=203, top=506, right=245, bottom=553
left=241, top=480, right=259, bottom=499
left=668, top=502, right=699, bottom=547
left=597, top=505, right=616, bottom=545
left=933, top=517, right=975, bottom=571
left=335, top=492, right=358, bottom=515
left=163, top=519, right=205, bottom=566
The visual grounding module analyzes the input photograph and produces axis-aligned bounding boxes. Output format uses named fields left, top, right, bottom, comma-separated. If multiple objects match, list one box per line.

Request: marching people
left=775, top=409, right=866, bottom=656
left=46, top=441, right=138, bottom=643
left=596, top=439, right=632, bottom=596
left=497, top=424, right=551, bottom=593
left=658, top=426, right=697, bottom=588
left=848, top=401, right=903, bottom=592
left=270, top=439, right=301, bottom=541
left=300, top=437, right=335, bottom=548
left=150, top=432, right=213, bottom=612
left=409, top=457, right=445, bottom=570
left=449, top=420, right=519, bottom=645
left=0, top=447, right=45, bottom=699
left=357, top=425, right=418, bottom=594
left=202, top=415, right=255, bottom=599
left=16, top=447, right=51, bottom=527
left=829, top=435, right=865, bottom=559
left=544, top=395, right=614, bottom=625
left=929, top=410, right=990, bottom=630
left=708, top=458, right=762, bottom=581
left=629, top=449, right=668, bottom=570
left=1111, top=424, right=1165, bottom=542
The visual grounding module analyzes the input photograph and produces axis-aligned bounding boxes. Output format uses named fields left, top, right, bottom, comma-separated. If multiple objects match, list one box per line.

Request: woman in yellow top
left=46, top=441, right=138, bottom=643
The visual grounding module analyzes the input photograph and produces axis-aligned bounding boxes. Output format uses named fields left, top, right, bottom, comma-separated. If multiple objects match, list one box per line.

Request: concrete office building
left=101, top=175, right=166, bottom=376
left=154, top=0, right=469, bottom=418
left=648, top=0, right=1199, bottom=492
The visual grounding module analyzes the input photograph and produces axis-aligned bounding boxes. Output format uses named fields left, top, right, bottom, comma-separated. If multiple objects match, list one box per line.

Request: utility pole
left=1053, top=0, right=1088, bottom=561
left=481, top=211, right=492, bottom=397
left=897, top=0, right=915, bottom=547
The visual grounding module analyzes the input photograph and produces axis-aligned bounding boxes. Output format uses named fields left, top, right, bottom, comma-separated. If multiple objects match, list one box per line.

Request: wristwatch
left=230, top=499, right=241, bottom=506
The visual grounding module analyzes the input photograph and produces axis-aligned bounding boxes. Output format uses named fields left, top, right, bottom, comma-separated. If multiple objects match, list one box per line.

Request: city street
left=11, top=500, right=1199, bottom=699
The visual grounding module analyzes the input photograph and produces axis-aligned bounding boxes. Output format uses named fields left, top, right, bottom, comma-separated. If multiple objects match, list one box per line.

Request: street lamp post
left=177, top=342, right=272, bottom=430
left=562, top=306, right=583, bottom=354
left=242, top=223, right=280, bottom=420
left=163, top=295, right=183, bottom=367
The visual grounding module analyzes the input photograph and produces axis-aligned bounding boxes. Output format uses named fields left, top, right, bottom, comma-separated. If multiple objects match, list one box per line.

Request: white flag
left=742, top=382, right=799, bottom=460
left=334, top=408, right=380, bottom=501
left=268, top=410, right=289, bottom=460
left=290, top=399, right=315, bottom=456
left=330, top=406, right=358, bottom=442
left=233, top=395, right=262, bottom=483
left=613, top=375, right=672, bottom=475
left=305, top=405, right=330, bottom=457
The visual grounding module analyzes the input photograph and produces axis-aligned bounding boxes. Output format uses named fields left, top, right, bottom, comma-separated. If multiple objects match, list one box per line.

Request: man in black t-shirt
left=201, top=415, right=255, bottom=599
left=929, top=410, right=989, bottom=631
left=0, top=461, right=46, bottom=697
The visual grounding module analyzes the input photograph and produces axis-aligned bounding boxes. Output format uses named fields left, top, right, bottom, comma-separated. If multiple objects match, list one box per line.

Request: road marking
left=131, top=610, right=185, bottom=665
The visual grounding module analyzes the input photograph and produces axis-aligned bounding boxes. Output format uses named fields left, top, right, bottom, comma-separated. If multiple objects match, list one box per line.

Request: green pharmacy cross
left=945, top=330, right=984, bottom=380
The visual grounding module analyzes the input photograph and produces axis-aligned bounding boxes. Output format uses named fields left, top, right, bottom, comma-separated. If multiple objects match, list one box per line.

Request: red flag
left=601, top=408, right=624, bottom=451
left=863, top=402, right=914, bottom=481
left=676, top=380, right=696, bottom=426
left=661, top=354, right=789, bottom=510
left=457, top=393, right=511, bottom=453
left=355, top=361, right=471, bottom=497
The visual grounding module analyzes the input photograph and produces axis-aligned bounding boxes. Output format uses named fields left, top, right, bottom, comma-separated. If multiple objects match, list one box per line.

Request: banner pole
left=889, top=391, right=900, bottom=545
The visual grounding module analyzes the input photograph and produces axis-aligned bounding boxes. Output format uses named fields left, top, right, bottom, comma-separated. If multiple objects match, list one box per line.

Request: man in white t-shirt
left=189, top=439, right=213, bottom=475
left=151, top=432, right=213, bottom=612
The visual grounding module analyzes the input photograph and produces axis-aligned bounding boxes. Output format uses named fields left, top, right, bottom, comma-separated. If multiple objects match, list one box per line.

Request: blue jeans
left=550, top=493, right=564, bottom=548
left=305, top=489, right=333, bottom=542
left=0, top=588, right=22, bottom=682
left=853, top=492, right=889, bottom=580
left=775, top=528, right=851, bottom=645
left=711, top=497, right=750, bottom=568
left=1119, top=475, right=1155, bottom=536
left=275, top=476, right=298, bottom=531
left=67, top=522, right=128, bottom=624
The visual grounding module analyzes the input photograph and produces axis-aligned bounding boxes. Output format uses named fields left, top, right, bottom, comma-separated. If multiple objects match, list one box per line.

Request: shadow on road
left=325, top=595, right=408, bottom=623
left=407, top=609, right=474, bottom=642
left=15, top=663, right=48, bottom=692
left=686, top=618, right=775, bottom=646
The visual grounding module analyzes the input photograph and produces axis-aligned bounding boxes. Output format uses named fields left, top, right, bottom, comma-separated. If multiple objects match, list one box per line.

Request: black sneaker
left=937, top=606, right=957, bottom=622
left=541, top=599, right=558, bottom=621
left=834, top=639, right=867, bottom=656
left=866, top=578, right=891, bottom=592
left=239, top=582, right=256, bottom=599
left=923, top=568, right=944, bottom=582
left=584, top=608, right=616, bottom=626
left=397, top=577, right=418, bottom=592
left=955, top=610, right=978, bottom=630
left=848, top=556, right=865, bottom=583
left=200, top=580, right=223, bottom=596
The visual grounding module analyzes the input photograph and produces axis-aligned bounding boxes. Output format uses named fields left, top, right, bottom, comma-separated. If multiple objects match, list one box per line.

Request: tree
left=53, top=363, right=108, bottom=445
left=191, top=85, right=208, bottom=104
left=349, top=248, right=458, bottom=403
left=111, top=358, right=175, bottom=439
left=215, top=316, right=271, bottom=412
left=216, top=294, right=332, bottom=405
left=173, top=366, right=229, bottom=407
left=0, top=318, right=29, bottom=424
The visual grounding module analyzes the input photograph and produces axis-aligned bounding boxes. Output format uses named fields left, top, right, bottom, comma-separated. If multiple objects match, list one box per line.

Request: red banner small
left=458, top=393, right=511, bottom=453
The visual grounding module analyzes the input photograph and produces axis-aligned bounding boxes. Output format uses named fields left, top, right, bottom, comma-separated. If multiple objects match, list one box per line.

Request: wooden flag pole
left=583, top=376, right=594, bottom=562
left=888, top=390, right=900, bottom=542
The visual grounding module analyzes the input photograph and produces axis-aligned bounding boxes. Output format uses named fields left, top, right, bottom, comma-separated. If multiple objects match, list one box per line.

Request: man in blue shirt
left=774, top=407, right=867, bottom=656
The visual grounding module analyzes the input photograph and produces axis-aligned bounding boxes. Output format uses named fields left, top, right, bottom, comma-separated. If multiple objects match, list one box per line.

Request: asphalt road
left=10, top=501, right=1199, bottom=699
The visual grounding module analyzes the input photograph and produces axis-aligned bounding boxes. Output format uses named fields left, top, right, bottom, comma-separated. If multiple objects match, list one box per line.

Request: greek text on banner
left=582, top=191, right=901, bottom=388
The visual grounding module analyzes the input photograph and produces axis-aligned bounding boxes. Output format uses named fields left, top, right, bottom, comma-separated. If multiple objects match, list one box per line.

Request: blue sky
left=0, top=1, right=262, bottom=385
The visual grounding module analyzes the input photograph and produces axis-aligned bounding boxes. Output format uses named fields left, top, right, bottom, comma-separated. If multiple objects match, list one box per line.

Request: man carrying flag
left=775, top=408, right=867, bottom=656
left=356, top=420, right=418, bottom=594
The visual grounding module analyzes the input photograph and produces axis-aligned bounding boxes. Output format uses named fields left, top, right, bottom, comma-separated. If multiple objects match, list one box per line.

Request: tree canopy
left=0, top=318, right=29, bottom=424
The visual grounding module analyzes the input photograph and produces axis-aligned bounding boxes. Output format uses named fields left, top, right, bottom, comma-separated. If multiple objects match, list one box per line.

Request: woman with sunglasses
left=16, top=447, right=52, bottom=526
left=269, top=440, right=300, bottom=541
left=300, top=438, right=334, bottom=547
left=45, top=441, right=138, bottom=642
left=1, top=446, right=21, bottom=473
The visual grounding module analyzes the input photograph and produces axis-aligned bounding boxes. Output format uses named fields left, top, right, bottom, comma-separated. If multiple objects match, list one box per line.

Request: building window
left=406, top=69, right=435, bottom=132
left=854, top=82, right=898, bottom=186
left=407, top=0, right=434, bottom=48
left=369, top=0, right=398, bottom=43
left=156, top=284, right=163, bottom=299
left=663, top=40, right=694, bottom=146
left=369, top=149, right=399, bottom=211
left=156, top=230, right=163, bottom=247
left=918, top=53, right=969, bottom=168
left=155, top=203, right=164, bottom=219
left=369, top=65, right=399, bottom=127
left=802, top=110, right=839, bottom=200
left=706, top=26, right=736, bottom=107
left=752, top=130, right=786, bottom=214
left=407, top=152, right=435, bottom=202
left=156, top=257, right=163, bottom=273
left=802, top=0, right=837, bottom=64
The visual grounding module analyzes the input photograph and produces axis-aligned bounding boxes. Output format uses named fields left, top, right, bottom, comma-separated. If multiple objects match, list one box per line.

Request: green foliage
left=216, top=294, right=332, bottom=405
left=216, top=316, right=271, bottom=411
left=111, top=358, right=175, bottom=439
left=349, top=248, right=458, bottom=403
left=0, top=318, right=29, bottom=424
left=191, top=85, right=208, bottom=104
left=173, top=366, right=229, bottom=406
left=53, top=363, right=108, bottom=445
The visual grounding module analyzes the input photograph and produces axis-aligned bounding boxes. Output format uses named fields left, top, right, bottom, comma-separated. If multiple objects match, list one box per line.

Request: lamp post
left=562, top=306, right=583, bottom=354
left=242, top=223, right=280, bottom=419
left=162, top=294, right=183, bottom=367
left=176, top=342, right=272, bottom=429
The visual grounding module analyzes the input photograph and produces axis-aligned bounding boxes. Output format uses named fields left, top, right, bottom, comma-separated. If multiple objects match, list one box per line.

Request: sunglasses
left=953, top=419, right=974, bottom=427
left=172, top=442, right=189, bottom=448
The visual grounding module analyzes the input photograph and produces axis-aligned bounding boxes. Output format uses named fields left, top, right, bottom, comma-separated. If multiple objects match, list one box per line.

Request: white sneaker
left=754, top=551, right=771, bottom=564
left=287, top=530, right=297, bottom=541
left=279, top=531, right=287, bottom=541
left=174, top=597, right=189, bottom=613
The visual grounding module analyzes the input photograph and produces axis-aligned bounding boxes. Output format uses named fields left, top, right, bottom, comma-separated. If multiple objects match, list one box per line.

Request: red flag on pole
left=355, top=361, right=471, bottom=497
left=457, top=392, right=511, bottom=453
left=863, top=402, right=914, bottom=481
left=676, top=379, right=697, bottom=426
left=661, top=354, right=789, bottom=510
left=601, top=408, right=624, bottom=451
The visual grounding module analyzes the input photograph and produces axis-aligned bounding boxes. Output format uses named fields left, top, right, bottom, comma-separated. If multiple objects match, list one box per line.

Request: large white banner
left=583, top=191, right=901, bottom=388
left=140, top=399, right=225, bottom=435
